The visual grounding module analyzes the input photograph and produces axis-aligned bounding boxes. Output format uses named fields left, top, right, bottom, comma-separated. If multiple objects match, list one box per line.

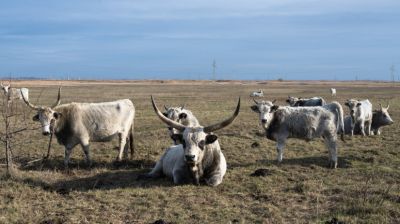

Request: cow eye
left=198, top=140, right=205, bottom=150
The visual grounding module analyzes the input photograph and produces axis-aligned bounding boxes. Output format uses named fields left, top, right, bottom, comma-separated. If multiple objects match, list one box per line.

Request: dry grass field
left=1, top=80, right=399, bottom=223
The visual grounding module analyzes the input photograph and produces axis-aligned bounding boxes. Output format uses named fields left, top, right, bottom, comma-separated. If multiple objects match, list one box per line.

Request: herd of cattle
left=0, top=83, right=395, bottom=186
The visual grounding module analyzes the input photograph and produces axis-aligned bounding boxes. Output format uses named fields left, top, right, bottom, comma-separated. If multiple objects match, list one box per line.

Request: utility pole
left=212, top=59, right=216, bottom=80
left=390, top=64, right=395, bottom=83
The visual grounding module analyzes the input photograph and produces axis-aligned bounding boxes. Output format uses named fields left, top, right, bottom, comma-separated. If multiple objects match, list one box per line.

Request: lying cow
left=344, top=99, right=372, bottom=136
left=344, top=103, right=393, bottom=135
left=1, top=82, right=29, bottom=104
left=163, top=105, right=200, bottom=144
left=250, top=90, right=264, bottom=97
left=22, top=88, right=135, bottom=168
left=251, top=100, right=344, bottom=168
left=286, top=96, right=326, bottom=107
left=139, top=96, right=240, bottom=186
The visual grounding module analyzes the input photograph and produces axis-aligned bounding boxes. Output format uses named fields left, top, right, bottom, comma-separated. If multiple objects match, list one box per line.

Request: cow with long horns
left=21, top=88, right=135, bottom=168
left=139, top=96, right=240, bottom=186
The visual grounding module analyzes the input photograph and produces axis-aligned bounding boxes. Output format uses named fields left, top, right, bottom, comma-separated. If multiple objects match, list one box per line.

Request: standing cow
left=22, top=88, right=135, bottom=168
left=139, top=96, right=240, bottom=186
left=286, top=96, right=326, bottom=107
left=344, top=99, right=372, bottom=136
left=163, top=105, right=200, bottom=145
left=344, top=103, right=393, bottom=135
left=1, top=82, right=29, bottom=104
left=330, top=88, right=337, bottom=97
left=251, top=100, right=344, bottom=168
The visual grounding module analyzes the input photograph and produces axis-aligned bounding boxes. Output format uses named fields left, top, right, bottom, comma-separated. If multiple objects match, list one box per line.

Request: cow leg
left=366, top=120, right=372, bottom=136
left=117, top=133, right=127, bottom=161
left=276, top=140, right=286, bottom=163
left=324, top=136, right=338, bottom=169
left=375, top=128, right=381, bottom=135
left=80, top=143, right=92, bottom=167
left=359, top=121, right=366, bottom=136
left=64, top=147, right=74, bottom=169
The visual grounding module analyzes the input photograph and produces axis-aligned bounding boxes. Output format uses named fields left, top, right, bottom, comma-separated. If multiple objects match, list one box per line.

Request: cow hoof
left=328, top=161, right=337, bottom=169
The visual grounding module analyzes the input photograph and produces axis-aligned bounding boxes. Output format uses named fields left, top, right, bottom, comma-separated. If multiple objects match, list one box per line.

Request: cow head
left=251, top=99, right=278, bottom=129
left=22, top=87, right=61, bottom=135
left=152, top=96, right=240, bottom=166
left=344, top=99, right=362, bottom=122
left=286, top=96, right=299, bottom=106
left=374, top=103, right=394, bottom=126
left=1, top=82, right=10, bottom=95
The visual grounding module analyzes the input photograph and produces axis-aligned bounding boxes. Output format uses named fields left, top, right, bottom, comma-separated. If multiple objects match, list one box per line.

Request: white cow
left=250, top=90, right=263, bottom=97
left=344, top=99, right=372, bottom=136
left=22, top=88, right=135, bottom=168
left=1, top=82, right=29, bottom=104
left=330, top=88, right=337, bottom=97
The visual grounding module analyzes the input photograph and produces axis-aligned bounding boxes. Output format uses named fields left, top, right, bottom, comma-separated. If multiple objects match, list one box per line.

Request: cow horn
left=0, top=82, right=3, bottom=87
left=151, top=96, right=186, bottom=131
left=180, top=104, right=185, bottom=110
left=164, top=105, right=169, bottom=111
left=386, top=103, right=390, bottom=110
left=21, top=89, right=40, bottom=110
left=203, top=98, right=240, bottom=133
left=253, top=98, right=259, bottom=104
left=379, top=103, right=383, bottom=110
left=51, top=87, right=61, bottom=109
left=272, top=99, right=277, bottom=104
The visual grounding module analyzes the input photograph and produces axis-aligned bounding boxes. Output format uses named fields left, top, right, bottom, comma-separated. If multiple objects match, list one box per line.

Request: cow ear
left=32, top=114, right=40, bottom=121
left=250, top=105, right=259, bottom=113
left=179, top=113, right=187, bottom=119
left=344, top=102, right=349, bottom=106
left=162, top=112, right=168, bottom=117
left=53, top=112, right=61, bottom=120
left=171, top=134, right=183, bottom=144
left=285, top=99, right=290, bottom=103
left=271, top=105, right=279, bottom=112
left=356, top=102, right=362, bottom=107
left=205, top=134, right=218, bottom=144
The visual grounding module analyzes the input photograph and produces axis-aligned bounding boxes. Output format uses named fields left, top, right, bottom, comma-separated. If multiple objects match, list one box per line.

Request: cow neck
left=265, top=110, right=281, bottom=141
left=201, top=142, right=221, bottom=177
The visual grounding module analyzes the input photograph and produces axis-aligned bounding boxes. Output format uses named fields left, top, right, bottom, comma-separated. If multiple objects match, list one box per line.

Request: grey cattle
left=22, top=88, right=135, bottom=168
left=251, top=100, right=344, bottom=168
left=344, top=99, right=372, bottom=136
left=344, top=103, right=393, bottom=135
left=163, top=105, right=200, bottom=145
left=286, top=96, right=326, bottom=107
left=330, top=88, right=337, bottom=97
left=1, top=82, right=29, bottom=103
left=139, top=96, right=240, bottom=186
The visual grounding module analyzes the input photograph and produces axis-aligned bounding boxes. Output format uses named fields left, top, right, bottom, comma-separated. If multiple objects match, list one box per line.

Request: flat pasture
left=1, top=80, right=399, bottom=223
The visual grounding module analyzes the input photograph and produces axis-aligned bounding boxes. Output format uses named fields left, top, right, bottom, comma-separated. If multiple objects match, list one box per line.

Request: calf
left=251, top=100, right=344, bottom=168
left=344, top=103, right=393, bottom=135
left=139, top=96, right=240, bottom=186
left=286, top=96, right=326, bottom=107
left=163, top=105, right=200, bottom=144
left=344, top=99, right=372, bottom=136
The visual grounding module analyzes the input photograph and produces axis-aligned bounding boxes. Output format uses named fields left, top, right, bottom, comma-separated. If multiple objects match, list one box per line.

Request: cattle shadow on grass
left=18, top=156, right=155, bottom=172
left=21, top=169, right=176, bottom=194
left=258, top=156, right=352, bottom=169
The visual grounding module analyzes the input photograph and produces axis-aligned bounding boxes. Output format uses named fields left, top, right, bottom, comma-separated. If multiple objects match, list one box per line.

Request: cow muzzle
left=185, top=155, right=196, bottom=163
left=42, top=131, right=50, bottom=136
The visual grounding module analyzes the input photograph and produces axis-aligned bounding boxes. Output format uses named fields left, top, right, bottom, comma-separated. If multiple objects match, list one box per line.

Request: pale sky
left=1, top=0, right=399, bottom=80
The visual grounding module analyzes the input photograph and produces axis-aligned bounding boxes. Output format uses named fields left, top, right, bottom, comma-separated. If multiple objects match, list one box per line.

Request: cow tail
left=129, top=119, right=135, bottom=159
left=335, top=102, right=345, bottom=142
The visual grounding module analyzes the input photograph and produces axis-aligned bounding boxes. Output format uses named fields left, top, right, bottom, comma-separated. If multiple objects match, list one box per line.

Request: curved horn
left=203, top=98, right=240, bottom=133
left=21, top=89, right=40, bottom=110
left=272, top=99, right=277, bottom=104
left=386, top=103, right=390, bottom=110
left=164, top=105, right=169, bottom=111
left=379, top=103, right=383, bottom=110
left=151, top=96, right=186, bottom=131
left=253, top=98, right=259, bottom=104
left=180, top=104, right=185, bottom=110
left=51, top=87, right=61, bottom=108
